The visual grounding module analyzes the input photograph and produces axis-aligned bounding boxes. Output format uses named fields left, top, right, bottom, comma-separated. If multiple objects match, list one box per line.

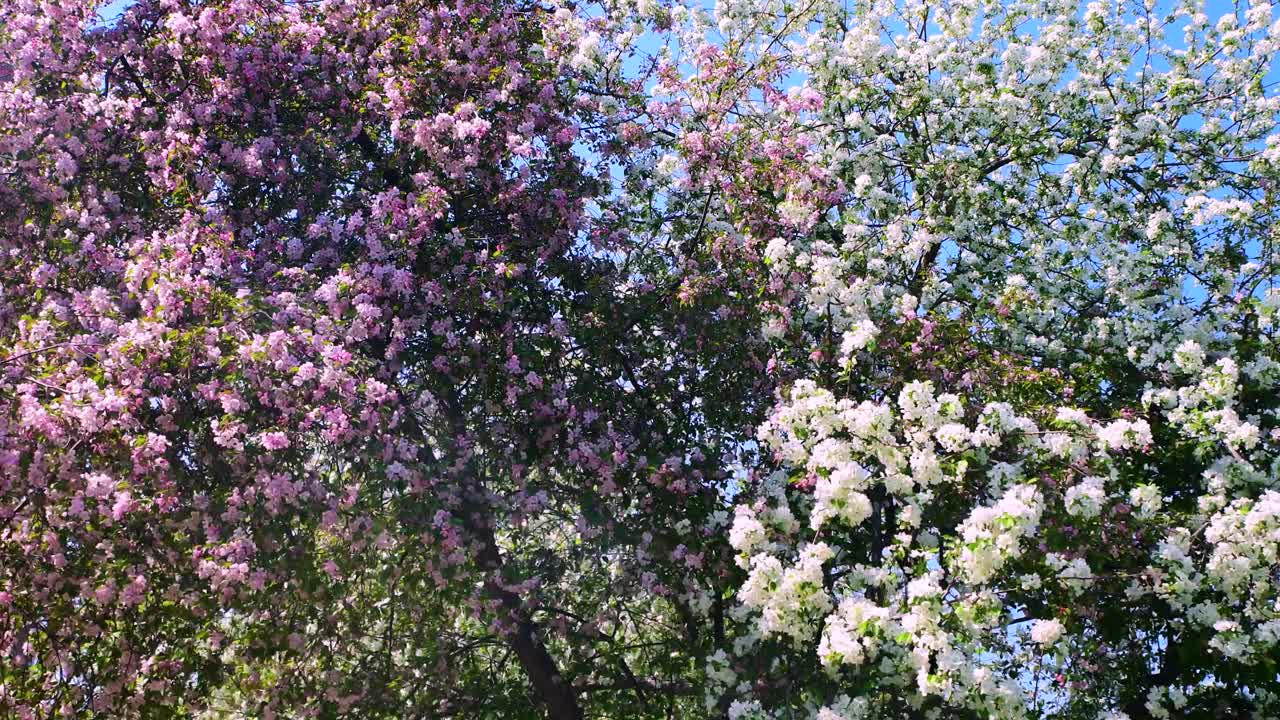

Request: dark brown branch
left=398, top=390, right=585, bottom=720
left=467, top=515, right=584, bottom=720
left=353, top=128, right=407, bottom=192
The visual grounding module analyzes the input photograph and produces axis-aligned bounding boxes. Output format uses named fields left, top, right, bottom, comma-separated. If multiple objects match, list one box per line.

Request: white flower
left=764, top=236, right=791, bottom=269
left=1172, top=339, right=1205, bottom=373
left=910, top=447, right=943, bottom=486
left=1056, top=407, right=1093, bottom=426
left=740, top=543, right=834, bottom=642
left=935, top=423, right=971, bottom=452
left=1065, top=476, right=1107, bottom=519
left=899, top=380, right=938, bottom=424
left=1098, top=419, right=1152, bottom=451
left=1129, top=485, right=1163, bottom=519
left=1058, top=557, right=1095, bottom=594
left=839, top=318, right=879, bottom=357
left=818, top=695, right=869, bottom=720
left=957, top=484, right=1043, bottom=584
left=818, top=597, right=891, bottom=668
left=728, top=699, right=766, bottom=720
left=811, top=464, right=873, bottom=531
left=1030, top=618, right=1065, bottom=646
left=570, top=31, right=602, bottom=70
left=729, top=506, right=767, bottom=557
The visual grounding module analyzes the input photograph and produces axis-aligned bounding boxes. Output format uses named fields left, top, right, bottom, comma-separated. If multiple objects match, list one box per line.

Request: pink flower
left=121, top=576, right=147, bottom=606
left=111, top=492, right=134, bottom=521
left=260, top=431, right=291, bottom=450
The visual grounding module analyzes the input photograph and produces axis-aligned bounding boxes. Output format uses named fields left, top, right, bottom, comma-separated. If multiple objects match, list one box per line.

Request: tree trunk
left=468, top=507, right=584, bottom=720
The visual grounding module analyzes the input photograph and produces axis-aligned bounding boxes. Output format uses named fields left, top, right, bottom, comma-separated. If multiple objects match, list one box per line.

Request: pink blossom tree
left=0, top=1, right=764, bottom=716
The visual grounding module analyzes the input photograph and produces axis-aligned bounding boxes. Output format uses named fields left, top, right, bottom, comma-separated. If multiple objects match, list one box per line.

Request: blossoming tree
left=626, top=0, right=1280, bottom=717
left=2, top=0, right=1278, bottom=719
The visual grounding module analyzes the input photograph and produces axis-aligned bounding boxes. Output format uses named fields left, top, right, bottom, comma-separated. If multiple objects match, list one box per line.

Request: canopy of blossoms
left=1, top=0, right=1277, bottom=719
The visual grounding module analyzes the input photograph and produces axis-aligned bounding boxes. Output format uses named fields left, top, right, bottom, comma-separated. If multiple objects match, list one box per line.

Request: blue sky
left=97, top=0, right=132, bottom=22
